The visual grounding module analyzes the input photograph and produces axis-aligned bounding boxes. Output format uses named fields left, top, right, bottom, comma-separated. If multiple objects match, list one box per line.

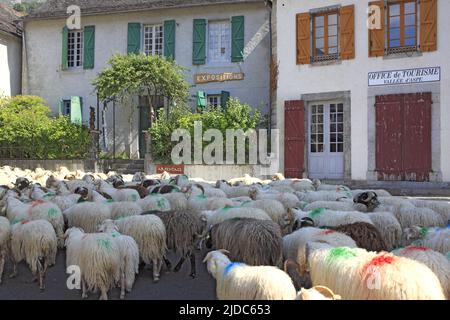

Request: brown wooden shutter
left=296, top=13, right=311, bottom=65
left=340, top=5, right=355, bottom=60
left=368, top=1, right=385, bottom=57
left=420, top=0, right=437, bottom=52
left=285, top=100, right=305, bottom=178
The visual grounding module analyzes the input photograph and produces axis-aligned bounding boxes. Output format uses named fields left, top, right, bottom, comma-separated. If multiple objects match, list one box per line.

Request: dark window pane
left=315, top=27, right=324, bottom=38
left=405, top=2, right=416, bottom=14
left=390, top=4, right=400, bottom=16
left=405, top=14, right=416, bottom=26
left=318, top=115, right=324, bottom=123
left=331, top=124, right=336, bottom=132
left=338, top=104, right=344, bottom=112
left=318, top=135, right=324, bottom=143
left=315, top=16, right=324, bottom=27
left=405, top=26, right=416, bottom=38
left=338, top=114, right=343, bottom=122
left=338, top=123, right=344, bottom=132
left=329, top=14, right=337, bottom=25
left=311, top=134, right=317, bottom=143
left=390, top=39, right=401, bottom=47
left=390, top=28, right=400, bottom=40
left=405, top=37, right=416, bottom=46
left=311, top=145, right=316, bottom=153
left=330, top=134, right=336, bottom=142
left=338, top=134, right=343, bottom=143
left=390, top=16, right=400, bottom=28
left=331, top=144, right=336, bottom=152
left=338, top=144, right=344, bottom=152
left=330, top=104, right=336, bottom=112
left=318, top=144, right=324, bottom=152
left=318, top=105, right=323, bottom=113
left=329, top=25, right=337, bottom=36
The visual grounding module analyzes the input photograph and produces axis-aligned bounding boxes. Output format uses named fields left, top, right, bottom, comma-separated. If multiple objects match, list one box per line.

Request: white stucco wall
left=23, top=2, right=270, bottom=159
left=0, top=31, right=22, bottom=96
left=275, top=0, right=450, bottom=181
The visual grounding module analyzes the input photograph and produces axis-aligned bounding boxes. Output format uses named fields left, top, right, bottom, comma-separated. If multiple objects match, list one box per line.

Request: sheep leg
left=81, top=279, right=88, bottom=299
left=189, top=252, right=196, bottom=279
left=173, top=256, right=186, bottom=272
left=152, top=259, right=160, bottom=283
left=9, top=263, right=18, bottom=279
left=163, top=256, right=172, bottom=272
left=120, top=272, right=126, bottom=300
left=0, top=255, right=4, bottom=284
left=37, top=257, right=47, bottom=291
left=99, top=287, right=108, bottom=300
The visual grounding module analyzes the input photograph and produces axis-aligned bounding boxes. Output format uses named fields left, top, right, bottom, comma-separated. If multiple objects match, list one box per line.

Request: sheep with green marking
left=402, top=226, right=450, bottom=254
left=64, top=227, right=121, bottom=300
left=4, top=196, right=65, bottom=248
left=63, top=202, right=112, bottom=233
left=304, top=243, right=446, bottom=300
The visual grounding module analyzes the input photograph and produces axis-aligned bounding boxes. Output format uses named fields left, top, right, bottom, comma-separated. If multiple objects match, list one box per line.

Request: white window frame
left=143, top=24, right=164, bottom=56
left=207, top=94, right=221, bottom=107
left=67, top=30, right=83, bottom=68
left=207, top=20, right=231, bottom=64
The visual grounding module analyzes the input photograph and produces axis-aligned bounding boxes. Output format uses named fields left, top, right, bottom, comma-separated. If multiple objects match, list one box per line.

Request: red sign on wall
left=156, top=165, right=185, bottom=175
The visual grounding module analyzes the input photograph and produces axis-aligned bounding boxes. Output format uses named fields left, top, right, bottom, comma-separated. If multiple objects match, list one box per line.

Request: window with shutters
left=312, top=11, right=339, bottom=62
left=143, top=24, right=164, bottom=56
left=207, top=95, right=221, bottom=108
left=62, top=100, right=71, bottom=116
left=387, top=0, right=418, bottom=54
left=68, top=30, right=83, bottom=68
left=208, top=21, right=231, bottom=63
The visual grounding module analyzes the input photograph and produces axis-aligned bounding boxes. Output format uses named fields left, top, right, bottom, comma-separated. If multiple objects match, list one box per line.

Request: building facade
left=23, top=0, right=270, bottom=159
left=0, top=4, right=22, bottom=96
left=274, top=0, right=449, bottom=182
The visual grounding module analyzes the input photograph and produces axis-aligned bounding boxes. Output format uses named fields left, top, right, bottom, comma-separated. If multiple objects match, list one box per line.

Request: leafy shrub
left=149, top=98, right=262, bottom=163
left=0, top=96, right=92, bottom=159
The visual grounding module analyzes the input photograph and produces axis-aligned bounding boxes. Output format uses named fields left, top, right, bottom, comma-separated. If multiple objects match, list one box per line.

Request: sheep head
left=354, top=191, right=380, bottom=211
left=98, top=219, right=118, bottom=233
left=203, top=249, right=231, bottom=279
left=14, top=177, right=30, bottom=191
left=297, top=286, right=341, bottom=300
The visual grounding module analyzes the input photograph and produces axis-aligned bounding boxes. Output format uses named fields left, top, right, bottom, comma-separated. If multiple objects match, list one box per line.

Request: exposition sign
left=368, top=67, right=440, bottom=86
left=194, top=72, right=245, bottom=84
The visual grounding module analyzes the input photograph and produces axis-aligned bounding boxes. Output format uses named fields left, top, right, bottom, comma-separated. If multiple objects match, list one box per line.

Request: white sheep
left=63, top=202, right=112, bottom=233
left=10, top=220, right=57, bottom=290
left=98, top=220, right=140, bottom=299
left=203, top=206, right=271, bottom=227
left=242, top=199, right=293, bottom=235
left=367, top=212, right=403, bottom=251
left=294, top=190, right=352, bottom=203
left=216, top=181, right=251, bottom=198
left=187, top=195, right=234, bottom=213
left=109, top=201, right=142, bottom=220
left=270, top=178, right=315, bottom=192
left=351, top=189, right=392, bottom=197
left=96, top=180, right=140, bottom=202
left=304, top=200, right=367, bottom=212
left=283, top=227, right=357, bottom=278
left=203, top=250, right=297, bottom=300
left=292, top=208, right=374, bottom=229
left=0, top=216, right=10, bottom=284
left=392, top=246, right=450, bottom=299
left=249, top=187, right=300, bottom=209
left=393, top=205, right=445, bottom=229
left=408, top=199, right=450, bottom=224
left=138, top=194, right=172, bottom=212
left=5, top=197, right=65, bottom=248
left=403, top=226, right=450, bottom=254
left=64, top=227, right=121, bottom=300
left=114, top=215, right=167, bottom=282
left=305, top=243, right=446, bottom=300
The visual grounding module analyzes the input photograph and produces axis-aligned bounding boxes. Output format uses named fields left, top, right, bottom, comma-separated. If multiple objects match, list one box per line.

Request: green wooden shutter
left=83, top=26, right=95, bottom=69
left=221, top=91, right=230, bottom=108
left=59, top=100, right=64, bottom=116
left=193, top=19, right=206, bottom=65
left=70, top=96, right=83, bottom=124
left=231, top=16, right=245, bottom=62
left=197, top=91, right=206, bottom=109
left=62, top=26, right=69, bottom=70
left=127, top=23, right=141, bottom=54
left=164, top=20, right=176, bottom=60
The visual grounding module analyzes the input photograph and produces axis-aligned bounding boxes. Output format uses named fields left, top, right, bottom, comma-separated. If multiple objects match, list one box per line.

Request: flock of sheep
left=0, top=165, right=449, bottom=300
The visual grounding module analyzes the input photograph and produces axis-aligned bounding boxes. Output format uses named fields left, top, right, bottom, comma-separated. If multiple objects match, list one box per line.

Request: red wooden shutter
left=296, top=13, right=311, bottom=65
left=402, top=93, right=432, bottom=181
left=375, top=95, right=404, bottom=180
left=340, top=5, right=355, bottom=60
left=420, top=0, right=438, bottom=52
left=368, top=1, right=385, bottom=57
left=284, top=100, right=305, bottom=178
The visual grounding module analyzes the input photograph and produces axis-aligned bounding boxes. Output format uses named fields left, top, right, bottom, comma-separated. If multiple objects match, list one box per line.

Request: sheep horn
left=194, top=184, right=205, bottom=195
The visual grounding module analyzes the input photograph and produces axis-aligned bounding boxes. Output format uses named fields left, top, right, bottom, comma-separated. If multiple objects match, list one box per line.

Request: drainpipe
left=265, top=0, right=273, bottom=143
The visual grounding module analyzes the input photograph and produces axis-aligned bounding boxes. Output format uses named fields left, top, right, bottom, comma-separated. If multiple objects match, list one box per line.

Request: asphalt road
left=0, top=249, right=217, bottom=300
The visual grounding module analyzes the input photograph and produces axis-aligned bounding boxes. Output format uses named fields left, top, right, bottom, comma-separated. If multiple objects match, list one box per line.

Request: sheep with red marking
left=304, top=244, right=446, bottom=300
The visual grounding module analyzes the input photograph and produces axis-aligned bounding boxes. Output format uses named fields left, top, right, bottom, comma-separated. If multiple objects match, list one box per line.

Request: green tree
left=93, top=54, right=190, bottom=158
